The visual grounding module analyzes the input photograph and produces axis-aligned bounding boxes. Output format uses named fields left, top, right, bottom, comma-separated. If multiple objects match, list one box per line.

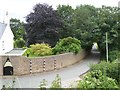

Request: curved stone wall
left=0, top=50, right=87, bottom=76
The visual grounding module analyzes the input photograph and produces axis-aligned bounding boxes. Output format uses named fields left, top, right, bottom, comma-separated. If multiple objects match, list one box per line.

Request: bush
left=77, top=70, right=118, bottom=88
left=23, top=43, right=53, bottom=57
left=39, top=79, right=48, bottom=89
left=39, top=74, right=61, bottom=88
left=14, top=38, right=25, bottom=48
left=53, top=37, right=81, bottom=54
left=90, top=61, right=120, bottom=84
left=109, top=50, right=119, bottom=62
left=50, top=74, right=61, bottom=88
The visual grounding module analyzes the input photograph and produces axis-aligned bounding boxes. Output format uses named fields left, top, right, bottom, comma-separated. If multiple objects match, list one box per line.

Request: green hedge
left=108, top=50, right=119, bottom=62
left=77, top=70, right=118, bottom=88
left=90, top=61, right=120, bottom=84
left=53, top=37, right=81, bottom=54
left=14, top=38, right=25, bottom=48
left=23, top=43, right=53, bottom=57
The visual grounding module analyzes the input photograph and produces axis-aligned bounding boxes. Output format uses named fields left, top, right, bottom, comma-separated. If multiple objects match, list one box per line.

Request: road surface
left=0, top=50, right=100, bottom=88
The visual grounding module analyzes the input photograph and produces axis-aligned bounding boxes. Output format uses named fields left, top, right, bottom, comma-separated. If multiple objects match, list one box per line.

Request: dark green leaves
left=25, top=3, right=63, bottom=47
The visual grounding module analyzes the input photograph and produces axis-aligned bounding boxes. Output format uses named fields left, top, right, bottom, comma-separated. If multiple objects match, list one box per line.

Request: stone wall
left=0, top=50, right=87, bottom=76
left=0, top=56, right=2, bottom=76
left=0, top=56, right=30, bottom=76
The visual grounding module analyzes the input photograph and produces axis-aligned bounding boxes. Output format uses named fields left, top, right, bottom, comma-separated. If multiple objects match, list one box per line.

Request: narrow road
left=0, top=50, right=100, bottom=88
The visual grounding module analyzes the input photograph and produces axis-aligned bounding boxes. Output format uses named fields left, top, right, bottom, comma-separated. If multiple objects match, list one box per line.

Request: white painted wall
left=0, top=40, right=2, bottom=54
left=0, top=12, right=14, bottom=54
left=0, top=24, right=14, bottom=54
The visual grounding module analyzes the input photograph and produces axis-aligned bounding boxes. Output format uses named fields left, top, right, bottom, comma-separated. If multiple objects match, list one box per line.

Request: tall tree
left=10, top=18, right=25, bottom=40
left=73, top=5, right=119, bottom=53
left=57, top=5, right=74, bottom=38
left=96, top=6, right=119, bottom=52
left=10, top=18, right=26, bottom=48
left=73, top=5, right=98, bottom=50
left=25, top=3, right=63, bottom=47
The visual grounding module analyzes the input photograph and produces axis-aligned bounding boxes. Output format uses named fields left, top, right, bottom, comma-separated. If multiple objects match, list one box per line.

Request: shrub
left=23, top=43, right=53, bottom=57
left=50, top=74, right=61, bottom=88
left=90, top=61, right=120, bottom=84
left=109, top=50, right=119, bottom=62
left=53, top=37, right=81, bottom=54
left=77, top=70, right=118, bottom=88
left=39, top=79, right=48, bottom=89
left=14, top=38, right=25, bottom=48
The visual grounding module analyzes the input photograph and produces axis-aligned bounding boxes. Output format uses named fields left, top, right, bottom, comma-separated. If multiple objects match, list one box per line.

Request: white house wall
left=0, top=40, right=2, bottom=54
left=0, top=24, right=14, bottom=54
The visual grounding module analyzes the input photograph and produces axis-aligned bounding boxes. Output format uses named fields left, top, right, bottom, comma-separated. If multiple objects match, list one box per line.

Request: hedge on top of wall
left=23, top=43, right=53, bottom=57
left=53, top=37, right=82, bottom=54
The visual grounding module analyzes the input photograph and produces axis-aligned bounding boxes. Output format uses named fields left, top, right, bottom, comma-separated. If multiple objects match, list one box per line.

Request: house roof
left=0, top=22, right=7, bottom=39
left=5, top=48, right=26, bottom=56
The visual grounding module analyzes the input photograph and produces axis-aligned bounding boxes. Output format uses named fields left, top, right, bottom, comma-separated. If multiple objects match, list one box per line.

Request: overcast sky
left=0, top=0, right=119, bottom=22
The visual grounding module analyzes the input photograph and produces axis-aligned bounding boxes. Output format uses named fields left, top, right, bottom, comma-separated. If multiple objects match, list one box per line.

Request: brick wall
left=26, top=49, right=87, bottom=74
left=0, top=56, right=30, bottom=75
left=0, top=56, right=2, bottom=76
left=0, top=50, right=87, bottom=76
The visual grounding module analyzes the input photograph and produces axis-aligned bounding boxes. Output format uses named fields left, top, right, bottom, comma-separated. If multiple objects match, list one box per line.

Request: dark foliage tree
left=25, top=3, right=63, bottom=47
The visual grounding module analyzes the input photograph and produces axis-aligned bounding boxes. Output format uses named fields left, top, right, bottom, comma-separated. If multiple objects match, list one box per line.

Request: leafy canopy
left=57, top=5, right=75, bottom=38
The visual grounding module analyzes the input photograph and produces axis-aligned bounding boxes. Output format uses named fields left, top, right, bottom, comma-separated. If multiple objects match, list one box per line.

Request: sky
left=0, top=0, right=119, bottom=22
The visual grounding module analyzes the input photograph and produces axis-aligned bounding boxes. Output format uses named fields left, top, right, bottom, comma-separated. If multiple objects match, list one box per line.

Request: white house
left=0, top=12, right=14, bottom=54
